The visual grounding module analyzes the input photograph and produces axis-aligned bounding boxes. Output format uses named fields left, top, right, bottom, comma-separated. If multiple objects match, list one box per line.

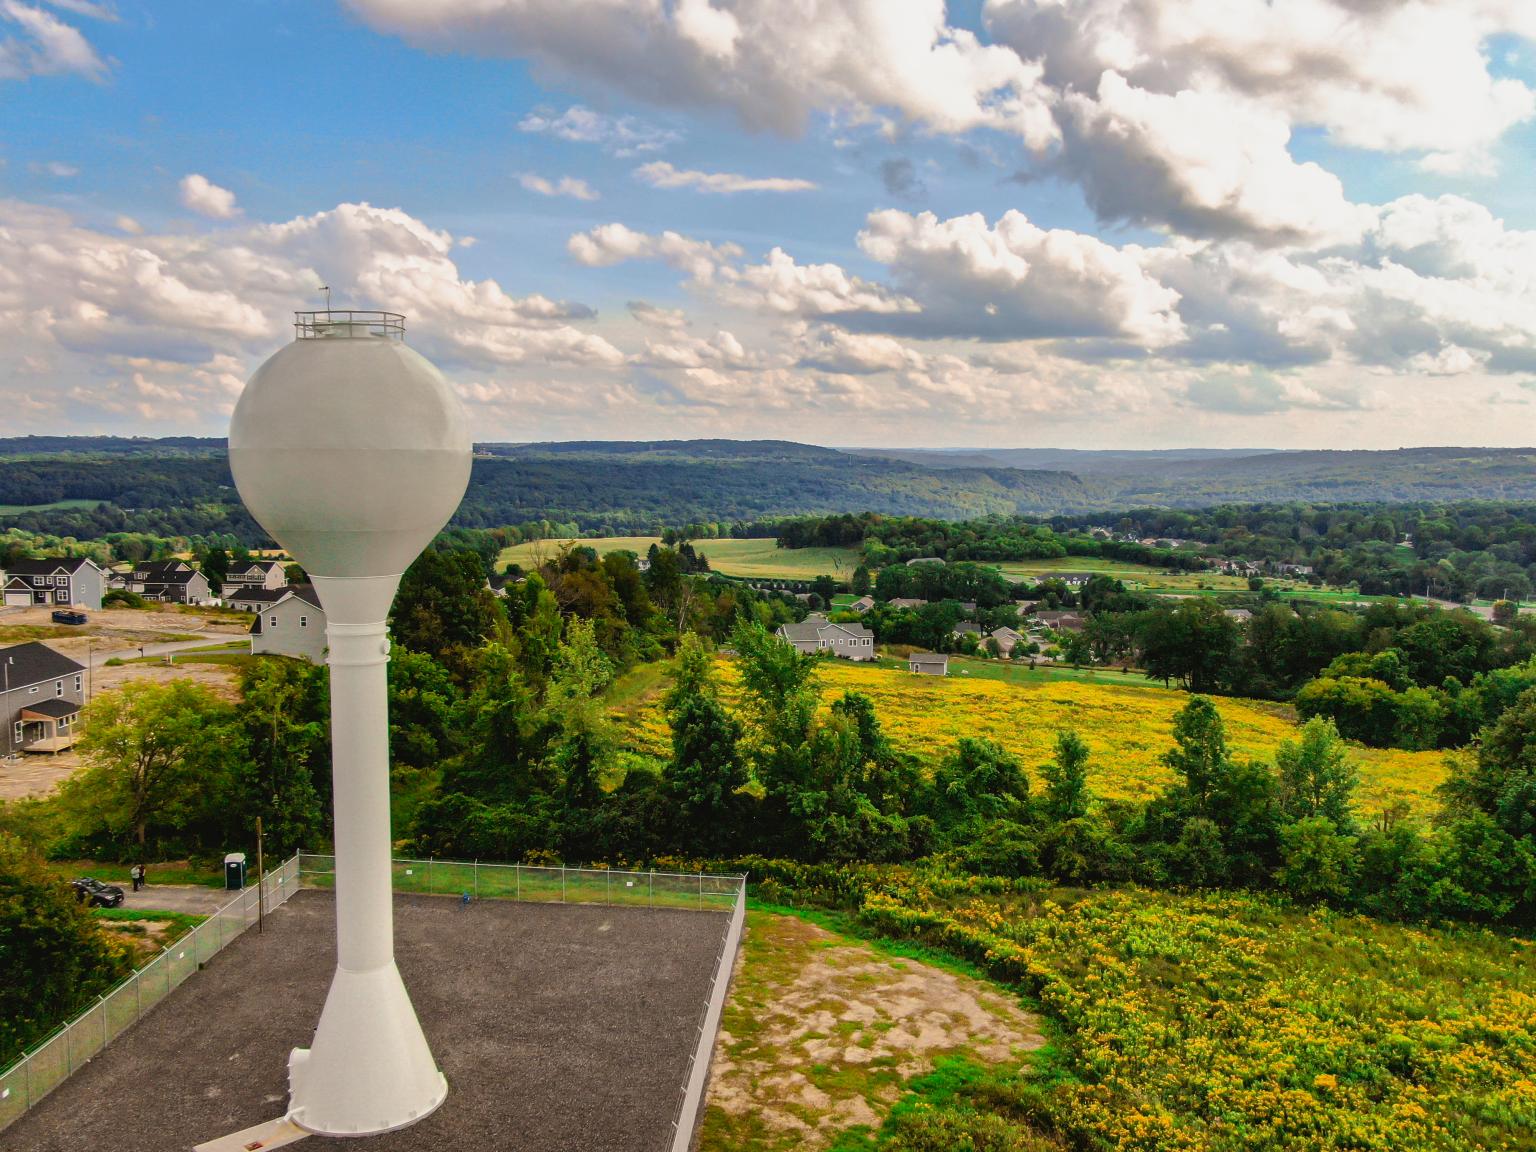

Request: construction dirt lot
left=0, top=603, right=252, bottom=801
left=3, top=889, right=733, bottom=1152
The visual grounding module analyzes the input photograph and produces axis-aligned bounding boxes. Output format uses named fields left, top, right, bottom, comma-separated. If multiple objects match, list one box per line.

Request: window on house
left=56, top=680, right=63, bottom=696
left=300, top=615, right=308, bottom=628
left=32, top=577, right=42, bottom=586
left=12, top=722, right=21, bottom=745
left=28, top=686, right=37, bottom=694
left=75, top=675, right=82, bottom=692
left=270, top=615, right=279, bottom=629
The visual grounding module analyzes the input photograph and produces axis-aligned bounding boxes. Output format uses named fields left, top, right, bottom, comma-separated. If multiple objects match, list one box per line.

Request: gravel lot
left=5, top=889, right=730, bottom=1152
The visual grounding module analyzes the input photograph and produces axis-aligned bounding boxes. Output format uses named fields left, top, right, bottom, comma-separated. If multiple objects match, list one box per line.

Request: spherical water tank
left=229, top=313, right=471, bottom=579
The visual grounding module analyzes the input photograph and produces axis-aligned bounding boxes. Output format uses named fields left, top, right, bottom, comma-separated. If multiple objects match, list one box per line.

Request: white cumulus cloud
left=178, top=174, right=240, bottom=220
left=634, top=161, right=816, bottom=194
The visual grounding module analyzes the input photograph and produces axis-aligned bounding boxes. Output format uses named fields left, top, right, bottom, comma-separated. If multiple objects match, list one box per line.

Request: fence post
left=428, top=858, right=434, bottom=895
left=607, top=870, right=611, bottom=906
left=516, top=863, right=521, bottom=902
left=698, top=871, right=703, bottom=911
left=474, top=859, right=479, bottom=899
left=561, top=865, right=567, bottom=903
left=100, top=995, right=107, bottom=1049
left=136, top=969, right=142, bottom=1021
left=650, top=869, right=654, bottom=909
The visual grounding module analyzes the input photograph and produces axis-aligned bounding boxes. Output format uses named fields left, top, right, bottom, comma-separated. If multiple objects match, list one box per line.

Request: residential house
left=251, top=586, right=327, bottom=662
left=908, top=653, right=948, bottom=676
left=226, top=586, right=290, bottom=614
left=905, top=557, right=945, bottom=566
left=989, top=626, right=1023, bottom=655
left=951, top=621, right=982, bottom=638
left=886, top=597, right=928, bottom=610
left=1, top=642, right=86, bottom=756
left=1013, top=599, right=1040, bottom=615
left=118, top=560, right=212, bottom=605
left=958, top=601, right=978, bottom=614
left=848, top=595, right=875, bottom=613
left=223, top=559, right=287, bottom=591
left=1224, top=608, right=1254, bottom=623
left=775, top=619, right=877, bottom=661
left=1034, top=610, right=1086, bottom=632
left=2, top=557, right=107, bottom=610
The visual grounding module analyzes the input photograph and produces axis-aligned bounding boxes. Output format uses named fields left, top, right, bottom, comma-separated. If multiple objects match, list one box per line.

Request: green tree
left=851, top=565, right=871, bottom=595
left=1162, top=696, right=1232, bottom=818
left=663, top=634, right=746, bottom=852
left=545, top=618, right=616, bottom=852
left=1042, top=728, right=1092, bottom=823
left=1277, top=817, right=1358, bottom=904
left=0, top=834, right=132, bottom=1064
left=64, top=680, right=238, bottom=853
left=391, top=548, right=507, bottom=677
left=1441, top=686, right=1536, bottom=839
left=227, top=659, right=329, bottom=857
left=1139, top=600, right=1238, bottom=692
left=1274, top=717, right=1357, bottom=829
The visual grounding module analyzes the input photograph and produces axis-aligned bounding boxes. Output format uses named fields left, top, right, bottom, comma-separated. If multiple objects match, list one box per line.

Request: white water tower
left=229, top=311, right=470, bottom=1136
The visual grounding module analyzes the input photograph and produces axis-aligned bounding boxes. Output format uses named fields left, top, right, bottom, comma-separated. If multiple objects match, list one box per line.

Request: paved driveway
left=122, top=884, right=235, bottom=915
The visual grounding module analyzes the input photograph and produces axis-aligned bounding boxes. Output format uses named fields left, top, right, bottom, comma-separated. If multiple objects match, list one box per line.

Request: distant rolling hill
left=3, top=438, right=1536, bottom=544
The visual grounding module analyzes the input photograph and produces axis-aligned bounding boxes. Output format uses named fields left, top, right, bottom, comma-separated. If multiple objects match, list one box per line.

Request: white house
left=224, top=559, right=287, bottom=591
left=251, top=586, right=326, bottom=662
left=2, top=557, right=107, bottom=610
left=908, top=653, right=948, bottom=676
left=775, top=619, right=877, bottom=661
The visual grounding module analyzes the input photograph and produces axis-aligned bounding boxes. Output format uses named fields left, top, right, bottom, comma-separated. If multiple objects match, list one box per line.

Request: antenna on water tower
left=227, top=307, right=469, bottom=1137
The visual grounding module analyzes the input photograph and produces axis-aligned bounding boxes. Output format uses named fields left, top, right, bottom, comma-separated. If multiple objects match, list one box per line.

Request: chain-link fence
left=0, top=854, right=302, bottom=1135
left=297, top=853, right=746, bottom=913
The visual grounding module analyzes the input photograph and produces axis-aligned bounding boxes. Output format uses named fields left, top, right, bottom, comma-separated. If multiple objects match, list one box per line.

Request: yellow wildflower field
left=613, top=659, right=1448, bottom=816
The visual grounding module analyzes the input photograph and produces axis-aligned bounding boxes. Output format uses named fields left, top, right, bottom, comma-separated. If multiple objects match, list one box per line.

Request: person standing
left=130, top=863, right=144, bottom=892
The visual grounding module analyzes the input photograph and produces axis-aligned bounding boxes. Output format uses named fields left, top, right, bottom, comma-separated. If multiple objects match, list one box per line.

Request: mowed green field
left=0, top=497, right=102, bottom=515
left=498, top=536, right=861, bottom=579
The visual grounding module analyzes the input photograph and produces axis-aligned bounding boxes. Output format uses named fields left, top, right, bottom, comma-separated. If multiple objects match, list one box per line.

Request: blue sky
left=4, top=1, right=1536, bottom=448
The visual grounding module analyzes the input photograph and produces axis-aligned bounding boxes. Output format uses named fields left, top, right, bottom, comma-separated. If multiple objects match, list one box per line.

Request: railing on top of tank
left=293, top=310, right=406, bottom=340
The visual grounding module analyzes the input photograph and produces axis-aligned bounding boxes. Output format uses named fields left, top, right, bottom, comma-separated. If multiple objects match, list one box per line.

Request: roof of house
left=887, top=597, right=928, bottom=609
left=909, top=652, right=948, bottom=667
left=225, top=587, right=289, bottom=605
left=1224, top=608, right=1254, bottom=621
left=1, top=641, right=86, bottom=689
left=991, top=627, right=1022, bottom=640
left=136, top=560, right=201, bottom=584
left=777, top=621, right=826, bottom=644
left=229, top=559, right=284, bottom=576
left=849, top=596, right=875, bottom=610
left=3, top=557, right=101, bottom=576
left=952, top=621, right=981, bottom=635
left=21, top=698, right=81, bottom=719
left=274, top=585, right=323, bottom=610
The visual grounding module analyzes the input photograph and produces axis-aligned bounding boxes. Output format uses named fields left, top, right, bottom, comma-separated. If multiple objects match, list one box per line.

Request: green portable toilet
left=224, top=852, right=247, bottom=891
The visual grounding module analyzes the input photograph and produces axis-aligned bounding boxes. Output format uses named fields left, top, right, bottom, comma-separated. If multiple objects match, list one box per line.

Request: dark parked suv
left=51, top=609, right=88, bottom=625
left=69, top=877, right=125, bottom=907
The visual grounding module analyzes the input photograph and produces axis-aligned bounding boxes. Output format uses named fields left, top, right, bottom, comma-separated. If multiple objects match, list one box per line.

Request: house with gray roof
left=115, top=560, right=212, bottom=605
left=886, top=597, right=927, bottom=610
left=2, top=642, right=86, bottom=756
left=990, top=626, right=1024, bottom=655
left=2, top=557, right=106, bottom=610
left=224, top=559, right=287, bottom=592
left=251, top=586, right=327, bottom=662
left=225, top=586, right=291, bottom=613
left=908, top=652, right=948, bottom=676
left=775, top=619, right=876, bottom=661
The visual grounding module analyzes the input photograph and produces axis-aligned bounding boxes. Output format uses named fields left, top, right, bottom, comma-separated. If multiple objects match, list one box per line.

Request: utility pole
left=256, top=816, right=266, bottom=935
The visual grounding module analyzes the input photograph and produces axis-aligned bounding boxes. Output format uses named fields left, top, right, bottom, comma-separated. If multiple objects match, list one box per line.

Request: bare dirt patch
left=698, top=910, right=1044, bottom=1152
